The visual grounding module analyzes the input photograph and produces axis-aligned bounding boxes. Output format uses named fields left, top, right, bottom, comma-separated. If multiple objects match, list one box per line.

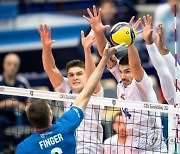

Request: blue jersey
left=16, top=106, right=84, bottom=154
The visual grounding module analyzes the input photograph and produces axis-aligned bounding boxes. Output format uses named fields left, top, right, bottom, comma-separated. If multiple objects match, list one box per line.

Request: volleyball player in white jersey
left=141, top=15, right=180, bottom=153
left=38, top=25, right=106, bottom=153
left=83, top=5, right=167, bottom=153
left=141, top=15, right=180, bottom=105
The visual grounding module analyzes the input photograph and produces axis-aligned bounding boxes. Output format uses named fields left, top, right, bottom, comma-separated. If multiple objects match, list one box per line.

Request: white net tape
left=0, top=86, right=179, bottom=153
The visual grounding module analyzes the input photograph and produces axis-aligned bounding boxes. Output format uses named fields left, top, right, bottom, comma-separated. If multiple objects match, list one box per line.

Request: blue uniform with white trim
left=16, top=106, right=84, bottom=154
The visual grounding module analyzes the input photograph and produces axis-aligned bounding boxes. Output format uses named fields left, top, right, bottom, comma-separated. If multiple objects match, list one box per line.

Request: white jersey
left=108, top=65, right=167, bottom=152
left=163, top=52, right=180, bottom=90
left=104, top=134, right=138, bottom=154
left=146, top=43, right=176, bottom=105
left=56, top=77, right=104, bottom=154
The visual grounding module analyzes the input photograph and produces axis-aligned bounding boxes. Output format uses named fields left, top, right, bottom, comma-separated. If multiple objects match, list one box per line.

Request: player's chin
left=122, top=81, right=130, bottom=87
left=72, top=85, right=83, bottom=92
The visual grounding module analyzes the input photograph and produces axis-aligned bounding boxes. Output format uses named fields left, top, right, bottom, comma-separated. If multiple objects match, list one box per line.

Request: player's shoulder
left=104, top=134, right=117, bottom=144
left=16, top=134, right=35, bottom=153
left=16, top=141, right=27, bottom=154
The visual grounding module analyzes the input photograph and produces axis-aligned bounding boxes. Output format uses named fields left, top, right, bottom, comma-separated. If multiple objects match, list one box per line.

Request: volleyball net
left=0, top=86, right=179, bottom=153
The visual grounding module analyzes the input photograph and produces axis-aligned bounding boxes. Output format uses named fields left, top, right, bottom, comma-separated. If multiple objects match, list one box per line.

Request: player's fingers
left=136, top=30, right=143, bottom=35
left=114, top=43, right=127, bottom=52
left=87, top=8, right=94, bottom=18
left=93, top=5, right=97, bottom=17
left=129, top=16, right=135, bottom=25
left=39, top=24, right=43, bottom=32
left=103, top=25, right=110, bottom=30
left=37, top=26, right=41, bottom=35
left=139, top=21, right=144, bottom=29
left=98, top=8, right=102, bottom=19
left=105, top=42, right=111, bottom=50
left=81, top=30, right=85, bottom=38
left=83, top=15, right=91, bottom=22
left=133, top=18, right=141, bottom=29
left=44, top=24, right=47, bottom=33
left=51, top=40, right=56, bottom=44
left=143, top=16, right=148, bottom=25
left=47, top=27, right=52, bottom=38
left=149, top=16, right=153, bottom=27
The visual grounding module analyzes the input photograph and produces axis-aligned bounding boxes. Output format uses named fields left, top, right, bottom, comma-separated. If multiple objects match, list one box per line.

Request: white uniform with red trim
left=56, top=77, right=104, bottom=154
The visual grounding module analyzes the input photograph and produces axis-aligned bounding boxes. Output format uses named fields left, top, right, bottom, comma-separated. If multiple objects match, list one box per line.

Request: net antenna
left=174, top=4, right=179, bottom=153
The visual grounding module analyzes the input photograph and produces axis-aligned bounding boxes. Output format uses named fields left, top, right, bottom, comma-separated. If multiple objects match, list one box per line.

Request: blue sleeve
left=57, top=106, right=84, bottom=132
left=16, top=143, right=24, bottom=154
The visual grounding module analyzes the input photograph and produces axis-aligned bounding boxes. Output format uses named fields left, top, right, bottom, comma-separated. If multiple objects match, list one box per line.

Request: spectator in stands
left=104, top=111, right=138, bottom=153
left=0, top=53, right=30, bottom=153
left=154, top=0, right=180, bottom=62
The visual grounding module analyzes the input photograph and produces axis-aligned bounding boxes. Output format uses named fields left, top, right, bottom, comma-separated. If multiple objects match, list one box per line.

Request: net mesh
left=0, top=86, right=179, bottom=154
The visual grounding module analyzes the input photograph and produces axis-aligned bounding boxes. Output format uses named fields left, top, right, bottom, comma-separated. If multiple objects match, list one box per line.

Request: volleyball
left=110, top=22, right=136, bottom=46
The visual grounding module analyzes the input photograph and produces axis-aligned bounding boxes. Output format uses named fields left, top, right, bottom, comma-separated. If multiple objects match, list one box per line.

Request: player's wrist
left=145, top=38, right=153, bottom=45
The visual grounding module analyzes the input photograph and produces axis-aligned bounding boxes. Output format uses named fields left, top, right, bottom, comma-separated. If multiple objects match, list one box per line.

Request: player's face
left=113, top=115, right=127, bottom=137
left=3, top=55, right=20, bottom=77
left=119, top=65, right=133, bottom=87
left=67, top=67, right=87, bottom=93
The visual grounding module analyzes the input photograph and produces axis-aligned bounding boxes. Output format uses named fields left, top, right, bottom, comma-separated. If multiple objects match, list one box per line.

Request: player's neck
left=118, top=136, right=127, bottom=144
left=34, top=124, right=52, bottom=133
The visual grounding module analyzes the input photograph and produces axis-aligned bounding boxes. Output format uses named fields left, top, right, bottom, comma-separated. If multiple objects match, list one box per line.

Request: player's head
left=113, top=111, right=127, bottom=137
left=66, top=60, right=87, bottom=93
left=118, top=54, right=133, bottom=87
left=3, top=53, right=21, bottom=78
left=26, top=99, right=53, bottom=130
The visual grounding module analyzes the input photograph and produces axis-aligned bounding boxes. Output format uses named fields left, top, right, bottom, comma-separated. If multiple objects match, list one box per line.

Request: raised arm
left=83, top=5, right=109, bottom=56
left=74, top=43, right=126, bottom=111
left=81, top=30, right=101, bottom=93
left=37, top=25, right=63, bottom=89
left=155, top=24, right=180, bottom=89
left=127, top=43, right=144, bottom=82
left=141, top=15, right=175, bottom=104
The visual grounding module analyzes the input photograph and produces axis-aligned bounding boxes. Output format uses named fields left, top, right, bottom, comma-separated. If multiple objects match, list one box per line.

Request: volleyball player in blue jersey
left=16, top=39, right=126, bottom=153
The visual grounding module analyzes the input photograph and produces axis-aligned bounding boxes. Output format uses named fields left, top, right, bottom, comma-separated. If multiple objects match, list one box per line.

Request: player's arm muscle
left=128, top=44, right=144, bottom=82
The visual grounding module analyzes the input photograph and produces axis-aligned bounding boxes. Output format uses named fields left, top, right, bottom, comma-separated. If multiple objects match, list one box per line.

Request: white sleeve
left=107, top=59, right=121, bottom=82
left=103, top=138, right=111, bottom=154
left=135, top=71, right=152, bottom=92
left=55, top=77, right=71, bottom=93
left=146, top=43, right=176, bottom=104
left=163, top=52, right=180, bottom=88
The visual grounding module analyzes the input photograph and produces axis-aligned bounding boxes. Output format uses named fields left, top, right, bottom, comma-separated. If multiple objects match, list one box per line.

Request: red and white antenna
left=174, top=4, right=179, bottom=153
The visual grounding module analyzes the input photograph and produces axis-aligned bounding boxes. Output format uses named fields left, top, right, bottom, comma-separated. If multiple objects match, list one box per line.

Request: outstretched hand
left=103, top=42, right=127, bottom=60
left=140, top=15, right=154, bottom=45
left=83, top=5, right=110, bottom=33
left=81, top=30, right=95, bottom=52
left=155, top=24, right=169, bottom=55
left=129, top=16, right=142, bottom=35
left=37, top=24, right=55, bottom=47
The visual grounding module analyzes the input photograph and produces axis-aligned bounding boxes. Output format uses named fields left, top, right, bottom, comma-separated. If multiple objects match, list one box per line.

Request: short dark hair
left=119, top=54, right=129, bottom=65
left=65, top=60, right=85, bottom=72
left=26, top=99, right=51, bottom=129
left=113, top=111, right=122, bottom=123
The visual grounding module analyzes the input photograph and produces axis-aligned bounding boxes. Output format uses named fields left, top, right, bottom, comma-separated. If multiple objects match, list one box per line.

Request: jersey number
left=51, top=147, right=63, bottom=154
